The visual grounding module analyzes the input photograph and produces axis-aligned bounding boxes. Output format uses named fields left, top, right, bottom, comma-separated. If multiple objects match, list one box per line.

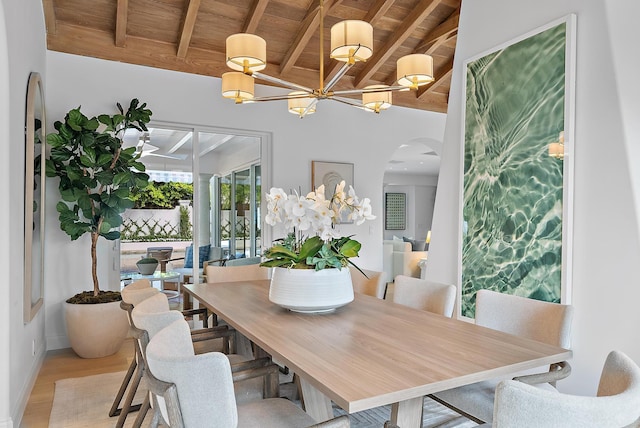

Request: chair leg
left=109, top=356, right=139, bottom=417
left=132, top=392, right=151, bottom=428
left=426, top=394, right=486, bottom=425
left=115, top=360, right=145, bottom=427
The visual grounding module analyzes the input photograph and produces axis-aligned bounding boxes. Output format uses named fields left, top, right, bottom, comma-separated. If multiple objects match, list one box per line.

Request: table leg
left=390, top=396, right=423, bottom=428
left=298, top=377, right=334, bottom=422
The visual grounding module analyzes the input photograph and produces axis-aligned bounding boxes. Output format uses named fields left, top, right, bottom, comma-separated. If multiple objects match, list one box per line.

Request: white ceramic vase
left=65, top=300, right=129, bottom=358
left=269, top=267, right=354, bottom=313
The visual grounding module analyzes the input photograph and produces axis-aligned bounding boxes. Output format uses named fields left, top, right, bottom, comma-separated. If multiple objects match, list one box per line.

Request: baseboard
left=0, top=417, right=14, bottom=428
left=46, top=334, right=70, bottom=351
left=11, top=344, right=45, bottom=428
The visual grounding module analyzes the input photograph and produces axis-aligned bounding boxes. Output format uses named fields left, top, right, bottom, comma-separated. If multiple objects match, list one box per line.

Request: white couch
left=382, top=240, right=428, bottom=282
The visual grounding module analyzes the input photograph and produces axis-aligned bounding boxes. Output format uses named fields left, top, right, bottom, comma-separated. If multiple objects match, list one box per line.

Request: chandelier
left=221, top=0, right=434, bottom=118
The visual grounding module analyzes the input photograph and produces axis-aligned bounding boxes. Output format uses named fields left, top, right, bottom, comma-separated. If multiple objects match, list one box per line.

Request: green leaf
left=85, top=117, right=100, bottom=131
left=338, top=239, right=361, bottom=258
left=67, top=108, right=85, bottom=131
left=97, top=153, right=113, bottom=166
left=298, top=236, right=324, bottom=259
left=113, top=171, right=130, bottom=186
left=102, top=231, right=120, bottom=240
left=46, top=133, right=65, bottom=148
left=97, top=114, right=112, bottom=128
left=99, top=221, right=112, bottom=234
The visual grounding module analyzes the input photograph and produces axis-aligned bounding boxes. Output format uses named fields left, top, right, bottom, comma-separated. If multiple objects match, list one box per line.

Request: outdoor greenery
left=46, top=99, right=152, bottom=301
left=179, top=206, right=191, bottom=239
left=121, top=217, right=189, bottom=242
left=131, top=181, right=193, bottom=209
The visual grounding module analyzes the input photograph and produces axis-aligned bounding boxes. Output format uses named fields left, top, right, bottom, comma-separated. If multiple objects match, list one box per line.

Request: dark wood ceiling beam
left=177, top=0, right=202, bottom=59
left=324, top=0, right=395, bottom=83
left=279, top=0, right=342, bottom=76
left=243, top=0, right=270, bottom=33
left=417, top=57, right=453, bottom=98
left=115, top=0, right=129, bottom=47
left=414, top=9, right=459, bottom=54
left=354, top=0, right=443, bottom=88
left=42, top=0, right=57, bottom=35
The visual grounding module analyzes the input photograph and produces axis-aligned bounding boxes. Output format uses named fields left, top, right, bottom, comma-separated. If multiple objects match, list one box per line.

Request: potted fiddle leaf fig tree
left=46, top=98, right=152, bottom=358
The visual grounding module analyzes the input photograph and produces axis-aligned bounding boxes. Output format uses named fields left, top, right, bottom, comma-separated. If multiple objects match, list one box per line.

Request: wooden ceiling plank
left=279, top=0, right=342, bottom=76
left=177, top=0, right=202, bottom=59
left=414, top=9, right=459, bottom=54
left=243, top=0, right=270, bottom=33
left=417, top=57, right=453, bottom=98
left=324, top=0, right=394, bottom=82
left=115, top=0, right=129, bottom=47
left=354, top=0, right=443, bottom=88
left=42, top=0, right=57, bottom=35
left=363, top=0, right=396, bottom=25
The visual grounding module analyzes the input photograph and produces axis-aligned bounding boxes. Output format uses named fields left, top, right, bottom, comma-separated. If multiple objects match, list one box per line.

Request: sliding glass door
left=117, top=124, right=269, bottom=285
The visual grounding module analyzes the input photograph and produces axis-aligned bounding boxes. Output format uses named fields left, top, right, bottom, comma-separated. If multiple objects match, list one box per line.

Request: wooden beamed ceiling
left=43, top=0, right=460, bottom=113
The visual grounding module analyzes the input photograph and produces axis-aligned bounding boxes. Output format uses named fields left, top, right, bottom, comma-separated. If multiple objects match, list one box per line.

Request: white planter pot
left=65, top=300, right=129, bottom=358
left=269, top=267, right=354, bottom=313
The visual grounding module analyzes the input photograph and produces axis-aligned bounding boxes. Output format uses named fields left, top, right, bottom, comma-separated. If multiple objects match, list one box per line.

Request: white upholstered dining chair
left=145, top=318, right=351, bottom=428
left=486, top=350, right=640, bottom=427
left=430, top=289, right=574, bottom=424
left=204, top=263, right=271, bottom=283
left=349, top=266, right=387, bottom=299
left=131, top=293, right=269, bottom=405
left=112, top=282, right=222, bottom=426
left=392, top=275, right=456, bottom=317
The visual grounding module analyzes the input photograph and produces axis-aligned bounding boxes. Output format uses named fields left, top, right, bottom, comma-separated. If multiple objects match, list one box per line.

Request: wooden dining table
left=183, top=280, right=572, bottom=427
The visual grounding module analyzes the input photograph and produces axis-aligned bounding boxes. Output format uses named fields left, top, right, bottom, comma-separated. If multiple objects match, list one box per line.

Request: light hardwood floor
left=21, top=339, right=135, bottom=428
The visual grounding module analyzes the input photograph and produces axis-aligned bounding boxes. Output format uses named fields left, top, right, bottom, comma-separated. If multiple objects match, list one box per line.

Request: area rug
left=50, top=371, right=477, bottom=428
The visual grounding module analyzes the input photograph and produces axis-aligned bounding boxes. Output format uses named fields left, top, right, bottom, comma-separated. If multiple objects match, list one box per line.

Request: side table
left=120, top=271, right=182, bottom=299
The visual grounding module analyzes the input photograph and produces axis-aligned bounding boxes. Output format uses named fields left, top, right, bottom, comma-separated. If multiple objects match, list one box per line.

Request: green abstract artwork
left=462, top=22, right=568, bottom=318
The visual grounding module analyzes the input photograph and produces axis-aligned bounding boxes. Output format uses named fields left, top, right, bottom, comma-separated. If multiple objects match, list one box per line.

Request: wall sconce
left=548, top=131, right=565, bottom=159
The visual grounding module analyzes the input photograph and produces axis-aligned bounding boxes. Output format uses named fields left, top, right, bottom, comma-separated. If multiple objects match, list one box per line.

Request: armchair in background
left=166, top=244, right=226, bottom=283
left=382, top=239, right=427, bottom=282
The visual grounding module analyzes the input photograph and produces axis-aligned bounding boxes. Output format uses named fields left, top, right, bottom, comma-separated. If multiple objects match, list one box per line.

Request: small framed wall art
left=385, top=192, right=406, bottom=230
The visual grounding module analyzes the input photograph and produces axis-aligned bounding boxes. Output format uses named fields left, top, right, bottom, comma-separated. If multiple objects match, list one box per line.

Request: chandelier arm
left=331, top=96, right=367, bottom=109
left=322, top=62, right=352, bottom=94
left=252, top=71, right=315, bottom=93
left=251, top=94, right=316, bottom=102
left=302, top=98, right=319, bottom=118
left=333, top=85, right=409, bottom=96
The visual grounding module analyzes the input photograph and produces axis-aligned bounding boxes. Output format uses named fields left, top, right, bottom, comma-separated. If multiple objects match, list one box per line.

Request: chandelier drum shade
left=221, top=72, right=254, bottom=103
left=330, top=20, right=373, bottom=64
left=397, top=54, right=435, bottom=88
left=226, top=33, right=266, bottom=72
left=221, top=0, right=435, bottom=117
left=362, top=85, right=392, bottom=113
left=288, top=91, right=317, bottom=116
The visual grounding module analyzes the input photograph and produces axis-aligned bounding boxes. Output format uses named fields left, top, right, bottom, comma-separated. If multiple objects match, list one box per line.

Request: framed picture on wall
left=385, top=192, right=406, bottom=230
left=460, top=15, right=576, bottom=319
left=312, top=161, right=354, bottom=224
left=311, top=161, right=354, bottom=192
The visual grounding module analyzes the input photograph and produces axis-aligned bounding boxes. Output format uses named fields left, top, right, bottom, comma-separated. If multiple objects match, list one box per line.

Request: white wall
left=428, top=0, right=640, bottom=394
left=1, top=0, right=47, bottom=425
left=44, top=51, right=447, bottom=349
